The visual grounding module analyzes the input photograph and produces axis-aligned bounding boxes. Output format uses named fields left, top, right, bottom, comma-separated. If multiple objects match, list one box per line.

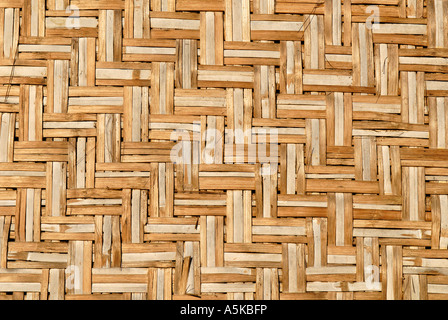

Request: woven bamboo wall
left=0, top=0, right=447, bottom=300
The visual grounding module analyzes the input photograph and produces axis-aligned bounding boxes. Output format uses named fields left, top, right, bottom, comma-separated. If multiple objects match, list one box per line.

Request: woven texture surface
left=0, top=0, right=447, bottom=300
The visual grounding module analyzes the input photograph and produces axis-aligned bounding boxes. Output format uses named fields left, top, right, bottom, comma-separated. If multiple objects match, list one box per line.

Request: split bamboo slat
left=0, top=0, right=446, bottom=301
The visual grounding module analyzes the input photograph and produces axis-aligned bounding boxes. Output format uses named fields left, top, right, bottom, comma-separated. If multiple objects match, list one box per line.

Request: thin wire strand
left=4, top=32, right=19, bottom=103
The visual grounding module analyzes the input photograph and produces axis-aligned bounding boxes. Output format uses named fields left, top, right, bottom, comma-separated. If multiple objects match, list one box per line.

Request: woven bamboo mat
left=0, top=0, right=447, bottom=300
